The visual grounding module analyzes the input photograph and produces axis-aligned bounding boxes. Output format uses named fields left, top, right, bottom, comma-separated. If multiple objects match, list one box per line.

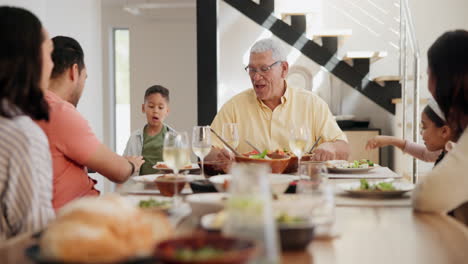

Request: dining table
left=2, top=167, right=468, bottom=264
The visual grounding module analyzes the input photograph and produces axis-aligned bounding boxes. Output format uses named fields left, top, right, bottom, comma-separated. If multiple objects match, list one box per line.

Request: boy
left=123, top=85, right=174, bottom=175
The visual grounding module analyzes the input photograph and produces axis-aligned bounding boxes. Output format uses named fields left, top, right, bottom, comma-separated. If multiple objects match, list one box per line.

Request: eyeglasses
left=244, top=61, right=281, bottom=75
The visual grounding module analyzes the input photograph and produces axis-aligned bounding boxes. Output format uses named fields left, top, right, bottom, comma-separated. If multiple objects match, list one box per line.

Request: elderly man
left=209, top=38, right=349, bottom=161
left=36, top=36, right=144, bottom=210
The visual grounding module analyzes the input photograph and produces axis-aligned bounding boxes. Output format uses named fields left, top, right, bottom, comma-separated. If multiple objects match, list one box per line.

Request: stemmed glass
left=192, top=126, right=212, bottom=179
left=222, top=123, right=239, bottom=153
left=163, top=131, right=190, bottom=207
left=289, top=124, right=310, bottom=173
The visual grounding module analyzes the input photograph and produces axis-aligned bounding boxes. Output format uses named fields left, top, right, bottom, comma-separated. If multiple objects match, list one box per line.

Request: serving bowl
left=154, top=234, right=257, bottom=264
left=201, top=160, right=232, bottom=177
left=234, top=153, right=290, bottom=174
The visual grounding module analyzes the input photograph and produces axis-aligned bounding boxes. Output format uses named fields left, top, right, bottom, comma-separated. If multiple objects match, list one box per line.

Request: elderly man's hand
left=204, top=146, right=234, bottom=162
left=310, top=143, right=336, bottom=161
left=310, top=140, right=349, bottom=161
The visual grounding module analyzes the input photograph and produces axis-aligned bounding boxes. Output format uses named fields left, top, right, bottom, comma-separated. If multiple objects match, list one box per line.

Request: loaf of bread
left=40, top=194, right=174, bottom=263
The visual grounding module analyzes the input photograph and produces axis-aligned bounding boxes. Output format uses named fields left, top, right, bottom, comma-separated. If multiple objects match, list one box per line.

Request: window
left=113, top=29, right=130, bottom=155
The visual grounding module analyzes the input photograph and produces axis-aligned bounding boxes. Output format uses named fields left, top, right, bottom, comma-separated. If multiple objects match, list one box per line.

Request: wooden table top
left=2, top=176, right=468, bottom=264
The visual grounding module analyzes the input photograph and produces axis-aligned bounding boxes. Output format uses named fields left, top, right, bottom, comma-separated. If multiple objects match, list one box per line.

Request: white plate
left=124, top=195, right=173, bottom=211
left=185, top=193, right=229, bottom=216
left=130, top=174, right=202, bottom=183
left=326, top=160, right=377, bottom=173
left=338, top=181, right=414, bottom=198
left=209, top=174, right=299, bottom=193
left=152, top=162, right=199, bottom=173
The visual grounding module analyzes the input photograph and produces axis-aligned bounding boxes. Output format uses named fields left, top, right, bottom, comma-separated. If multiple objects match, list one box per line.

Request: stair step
left=280, top=12, right=312, bottom=20
left=373, top=75, right=417, bottom=86
left=343, top=51, right=388, bottom=64
left=311, top=29, right=352, bottom=40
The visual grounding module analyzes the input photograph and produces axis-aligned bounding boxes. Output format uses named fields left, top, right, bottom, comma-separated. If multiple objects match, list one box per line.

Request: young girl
left=366, top=99, right=453, bottom=166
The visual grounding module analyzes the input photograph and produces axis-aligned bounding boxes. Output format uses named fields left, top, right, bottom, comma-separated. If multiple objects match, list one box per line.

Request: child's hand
left=366, top=136, right=391, bottom=150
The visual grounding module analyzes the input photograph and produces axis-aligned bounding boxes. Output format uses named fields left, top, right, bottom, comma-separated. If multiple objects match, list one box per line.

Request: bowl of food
left=234, top=150, right=290, bottom=174
left=201, top=160, right=232, bottom=177
left=201, top=211, right=314, bottom=251
left=155, top=174, right=189, bottom=197
left=209, top=174, right=297, bottom=194
left=276, top=213, right=315, bottom=250
left=154, top=234, right=257, bottom=264
left=283, top=153, right=315, bottom=174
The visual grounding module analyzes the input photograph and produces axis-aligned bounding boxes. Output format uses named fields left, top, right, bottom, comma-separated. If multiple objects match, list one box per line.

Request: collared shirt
left=211, top=84, right=347, bottom=154
left=0, top=115, right=55, bottom=240
left=36, top=91, right=100, bottom=211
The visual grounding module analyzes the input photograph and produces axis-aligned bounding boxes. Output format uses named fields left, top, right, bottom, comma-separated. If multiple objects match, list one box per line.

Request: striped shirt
left=0, top=115, right=55, bottom=240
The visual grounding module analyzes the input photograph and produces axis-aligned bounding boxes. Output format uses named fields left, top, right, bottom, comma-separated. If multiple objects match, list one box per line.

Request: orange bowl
left=235, top=153, right=290, bottom=174
left=283, top=154, right=314, bottom=174
left=154, top=175, right=187, bottom=197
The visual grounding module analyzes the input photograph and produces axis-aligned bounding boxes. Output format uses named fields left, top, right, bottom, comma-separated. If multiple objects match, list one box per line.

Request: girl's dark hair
left=144, top=85, right=170, bottom=102
left=428, top=30, right=468, bottom=140
left=51, top=36, right=85, bottom=78
left=423, top=105, right=445, bottom=128
left=0, top=6, right=49, bottom=121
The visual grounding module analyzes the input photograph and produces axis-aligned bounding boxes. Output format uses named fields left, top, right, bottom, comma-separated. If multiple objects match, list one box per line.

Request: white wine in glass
left=289, top=125, right=310, bottom=172
left=192, top=126, right=212, bottom=178
left=222, top=123, right=239, bottom=152
left=163, top=131, right=190, bottom=208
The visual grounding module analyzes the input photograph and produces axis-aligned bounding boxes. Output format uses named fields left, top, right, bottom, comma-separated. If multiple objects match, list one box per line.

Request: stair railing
left=399, top=0, right=420, bottom=184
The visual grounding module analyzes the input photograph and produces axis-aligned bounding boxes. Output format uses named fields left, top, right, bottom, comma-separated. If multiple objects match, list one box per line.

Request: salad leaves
left=359, top=179, right=396, bottom=191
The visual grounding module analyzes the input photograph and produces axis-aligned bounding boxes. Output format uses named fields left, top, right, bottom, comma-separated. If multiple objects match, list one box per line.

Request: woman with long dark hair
left=412, top=29, right=468, bottom=225
left=0, top=6, right=55, bottom=239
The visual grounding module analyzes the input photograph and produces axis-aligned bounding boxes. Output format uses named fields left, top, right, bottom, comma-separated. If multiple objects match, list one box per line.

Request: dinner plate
left=124, top=195, right=173, bottom=212
left=130, top=174, right=203, bottom=183
left=327, top=167, right=375, bottom=173
left=25, top=244, right=158, bottom=264
left=152, top=162, right=199, bottom=173
left=338, top=181, right=414, bottom=198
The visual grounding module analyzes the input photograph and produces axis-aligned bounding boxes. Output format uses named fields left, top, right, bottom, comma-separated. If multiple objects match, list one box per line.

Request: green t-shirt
left=139, top=125, right=168, bottom=175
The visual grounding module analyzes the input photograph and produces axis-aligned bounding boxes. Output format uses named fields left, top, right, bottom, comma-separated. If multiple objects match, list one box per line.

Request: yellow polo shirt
left=211, top=84, right=347, bottom=154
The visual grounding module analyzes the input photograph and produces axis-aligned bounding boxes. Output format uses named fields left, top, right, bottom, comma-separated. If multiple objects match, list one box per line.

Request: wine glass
left=163, top=131, right=190, bottom=207
left=222, top=123, right=239, bottom=153
left=192, top=126, right=212, bottom=178
left=289, top=125, right=310, bottom=173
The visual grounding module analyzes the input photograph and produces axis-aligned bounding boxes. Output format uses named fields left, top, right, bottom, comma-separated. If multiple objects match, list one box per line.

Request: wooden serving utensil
left=209, top=128, right=241, bottom=156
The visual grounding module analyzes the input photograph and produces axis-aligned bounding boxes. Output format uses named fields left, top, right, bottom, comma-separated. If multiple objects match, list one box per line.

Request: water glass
left=222, top=163, right=280, bottom=264
left=296, top=162, right=335, bottom=228
left=222, top=123, right=239, bottom=152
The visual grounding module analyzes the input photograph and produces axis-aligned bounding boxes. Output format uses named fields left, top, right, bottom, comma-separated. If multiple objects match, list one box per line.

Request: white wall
left=0, top=0, right=108, bottom=191
left=101, top=4, right=197, bottom=148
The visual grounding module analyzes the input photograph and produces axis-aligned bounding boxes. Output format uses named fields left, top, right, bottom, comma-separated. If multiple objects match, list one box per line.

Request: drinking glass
left=223, top=163, right=280, bottom=264
left=192, top=126, right=212, bottom=178
left=163, top=131, right=190, bottom=207
left=222, top=123, right=239, bottom=153
left=289, top=124, right=310, bottom=172
left=296, top=162, right=335, bottom=229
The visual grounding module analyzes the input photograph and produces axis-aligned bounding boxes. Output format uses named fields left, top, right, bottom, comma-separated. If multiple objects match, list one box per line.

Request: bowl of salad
left=338, top=179, right=414, bottom=198
left=154, top=234, right=257, bottom=264
left=235, top=150, right=290, bottom=174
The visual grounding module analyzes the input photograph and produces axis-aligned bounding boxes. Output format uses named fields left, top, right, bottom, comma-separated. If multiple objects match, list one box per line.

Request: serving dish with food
left=234, top=150, right=290, bottom=174
left=326, top=159, right=377, bottom=173
left=338, top=179, right=414, bottom=198
left=153, top=162, right=200, bottom=173
left=201, top=211, right=314, bottom=251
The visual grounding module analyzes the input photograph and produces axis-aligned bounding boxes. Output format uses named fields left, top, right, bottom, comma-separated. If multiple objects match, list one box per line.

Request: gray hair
left=250, top=38, right=287, bottom=61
